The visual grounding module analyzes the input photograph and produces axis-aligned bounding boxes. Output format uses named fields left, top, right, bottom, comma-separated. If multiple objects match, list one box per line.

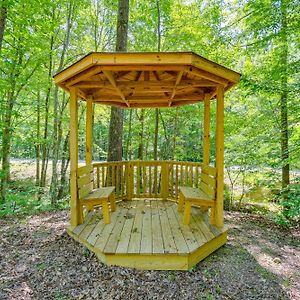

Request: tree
left=107, top=0, right=129, bottom=161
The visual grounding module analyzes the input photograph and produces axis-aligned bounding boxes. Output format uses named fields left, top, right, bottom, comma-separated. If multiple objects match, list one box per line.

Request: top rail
left=91, top=160, right=216, bottom=200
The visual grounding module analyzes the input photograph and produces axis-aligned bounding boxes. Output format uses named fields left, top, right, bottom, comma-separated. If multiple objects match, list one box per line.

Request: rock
left=82, top=266, right=88, bottom=272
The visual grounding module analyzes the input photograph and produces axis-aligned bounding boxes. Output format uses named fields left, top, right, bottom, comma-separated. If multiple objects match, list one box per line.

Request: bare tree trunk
left=280, top=0, right=289, bottom=190
left=107, top=0, right=129, bottom=162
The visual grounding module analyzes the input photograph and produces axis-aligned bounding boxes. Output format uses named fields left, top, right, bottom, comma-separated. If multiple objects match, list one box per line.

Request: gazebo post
left=203, top=93, right=211, bottom=165
left=69, top=87, right=80, bottom=226
left=215, top=85, right=225, bottom=228
left=86, top=96, right=93, bottom=165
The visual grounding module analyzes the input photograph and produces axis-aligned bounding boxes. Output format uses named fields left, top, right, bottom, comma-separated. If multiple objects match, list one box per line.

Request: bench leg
left=178, top=192, right=184, bottom=212
left=183, top=201, right=191, bottom=225
left=210, top=206, right=216, bottom=225
left=78, top=205, right=84, bottom=225
left=110, top=194, right=116, bottom=212
left=102, top=200, right=110, bottom=224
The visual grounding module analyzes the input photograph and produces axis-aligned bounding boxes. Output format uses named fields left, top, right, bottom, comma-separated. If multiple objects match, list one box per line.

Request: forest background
left=0, top=0, right=299, bottom=227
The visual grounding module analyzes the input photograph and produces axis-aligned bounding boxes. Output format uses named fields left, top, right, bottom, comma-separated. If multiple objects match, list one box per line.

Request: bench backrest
left=77, top=164, right=94, bottom=199
left=200, top=165, right=217, bottom=199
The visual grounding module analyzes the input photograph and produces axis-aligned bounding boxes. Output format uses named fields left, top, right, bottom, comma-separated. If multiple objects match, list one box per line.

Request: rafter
left=102, top=70, right=130, bottom=107
left=169, top=70, right=184, bottom=106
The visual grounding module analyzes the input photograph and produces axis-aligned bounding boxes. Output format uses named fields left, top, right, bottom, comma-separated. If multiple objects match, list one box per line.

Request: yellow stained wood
left=94, top=207, right=122, bottom=250
left=86, top=97, right=93, bottom=164
left=151, top=200, right=164, bottom=254
left=77, top=164, right=93, bottom=176
left=69, top=87, right=79, bottom=226
left=203, top=93, right=210, bottom=165
left=127, top=201, right=144, bottom=253
left=215, top=85, right=224, bottom=228
left=115, top=206, right=136, bottom=253
left=103, top=204, right=128, bottom=252
left=140, top=200, right=152, bottom=254
left=158, top=202, right=177, bottom=254
left=72, top=212, right=94, bottom=236
left=67, top=200, right=228, bottom=270
left=164, top=202, right=189, bottom=253
left=171, top=204, right=199, bottom=252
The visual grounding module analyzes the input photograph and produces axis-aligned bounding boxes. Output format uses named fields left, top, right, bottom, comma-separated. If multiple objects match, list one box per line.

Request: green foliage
left=276, top=178, right=300, bottom=227
left=0, top=179, right=69, bottom=217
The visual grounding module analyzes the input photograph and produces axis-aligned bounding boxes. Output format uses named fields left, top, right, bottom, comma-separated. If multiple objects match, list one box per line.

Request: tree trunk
left=280, top=0, right=289, bottom=190
left=125, top=109, right=132, bottom=160
left=107, top=0, right=129, bottom=162
left=36, top=91, right=41, bottom=186
left=0, top=0, right=7, bottom=54
left=172, top=107, right=179, bottom=159
left=138, top=109, right=144, bottom=160
left=153, top=0, right=161, bottom=161
left=0, top=94, right=13, bottom=203
left=50, top=2, right=73, bottom=205
left=40, top=33, right=54, bottom=188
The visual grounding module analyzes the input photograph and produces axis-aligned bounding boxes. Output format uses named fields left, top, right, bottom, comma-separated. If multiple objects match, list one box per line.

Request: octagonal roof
left=53, top=52, right=240, bottom=108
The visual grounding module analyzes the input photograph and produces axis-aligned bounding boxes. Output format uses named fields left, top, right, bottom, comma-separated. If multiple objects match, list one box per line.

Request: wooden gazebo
left=54, top=52, right=240, bottom=270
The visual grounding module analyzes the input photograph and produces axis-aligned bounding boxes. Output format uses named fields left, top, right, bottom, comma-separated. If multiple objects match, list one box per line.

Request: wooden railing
left=92, top=160, right=216, bottom=201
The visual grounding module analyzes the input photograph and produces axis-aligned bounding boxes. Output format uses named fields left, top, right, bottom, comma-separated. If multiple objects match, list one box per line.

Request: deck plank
left=103, top=204, right=129, bottom=253
left=164, top=202, right=189, bottom=253
left=115, top=203, right=136, bottom=253
left=94, top=205, right=124, bottom=251
left=158, top=202, right=177, bottom=253
left=87, top=210, right=118, bottom=246
left=171, top=204, right=199, bottom=252
left=140, top=199, right=152, bottom=254
left=127, top=201, right=144, bottom=253
left=72, top=212, right=94, bottom=236
left=151, top=200, right=164, bottom=254
left=192, top=208, right=215, bottom=241
left=79, top=214, right=100, bottom=241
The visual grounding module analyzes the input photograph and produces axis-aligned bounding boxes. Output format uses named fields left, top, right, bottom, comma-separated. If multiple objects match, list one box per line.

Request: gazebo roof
left=53, top=52, right=241, bottom=108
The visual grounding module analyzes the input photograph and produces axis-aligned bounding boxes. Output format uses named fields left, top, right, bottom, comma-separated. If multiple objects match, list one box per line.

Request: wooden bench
left=77, top=164, right=116, bottom=224
left=178, top=165, right=217, bottom=225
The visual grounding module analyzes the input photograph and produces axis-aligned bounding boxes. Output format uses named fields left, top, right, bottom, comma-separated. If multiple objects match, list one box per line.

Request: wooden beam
left=69, top=87, right=80, bottom=226
left=187, top=66, right=228, bottom=86
left=215, top=85, right=224, bottom=228
left=74, top=79, right=217, bottom=89
left=93, top=93, right=204, bottom=102
left=93, top=100, right=128, bottom=108
left=169, top=70, right=184, bottom=106
left=102, top=70, right=130, bottom=107
left=203, top=93, right=210, bottom=165
left=65, top=66, right=102, bottom=87
left=86, top=96, right=93, bottom=165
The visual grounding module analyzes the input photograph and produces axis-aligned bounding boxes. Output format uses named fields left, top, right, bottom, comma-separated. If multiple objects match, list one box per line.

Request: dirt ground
left=0, top=210, right=299, bottom=300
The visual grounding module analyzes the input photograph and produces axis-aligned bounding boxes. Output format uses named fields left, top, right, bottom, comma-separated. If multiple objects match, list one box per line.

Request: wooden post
left=203, top=93, right=210, bottom=165
left=86, top=96, right=93, bottom=165
left=69, top=87, right=80, bottom=226
left=126, top=162, right=134, bottom=200
left=215, top=85, right=224, bottom=228
left=161, top=162, right=169, bottom=200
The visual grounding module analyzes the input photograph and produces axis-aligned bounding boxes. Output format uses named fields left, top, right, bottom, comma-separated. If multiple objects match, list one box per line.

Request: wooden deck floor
left=68, top=199, right=227, bottom=270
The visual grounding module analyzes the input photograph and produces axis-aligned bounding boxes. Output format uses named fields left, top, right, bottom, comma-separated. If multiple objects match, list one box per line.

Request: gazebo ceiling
left=53, top=52, right=241, bottom=108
